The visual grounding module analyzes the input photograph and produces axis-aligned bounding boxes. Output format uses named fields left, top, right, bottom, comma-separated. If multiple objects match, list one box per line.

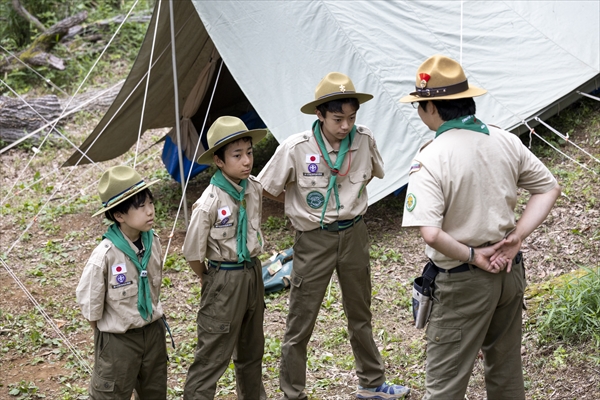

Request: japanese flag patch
left=111, top=263, right=127, bottom=275
left=305, top=154, right=320, bottom=164
left=217, top=206, right=232, bottom=224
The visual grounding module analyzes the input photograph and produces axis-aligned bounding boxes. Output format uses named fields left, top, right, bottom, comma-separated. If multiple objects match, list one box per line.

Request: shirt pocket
left=348, top=169, right=371, bottom=185
left=298, top=175, right=329, bottom=189
left=209, top=225, right=236, bottom=241
left=106, top=281, right=138, bottom=302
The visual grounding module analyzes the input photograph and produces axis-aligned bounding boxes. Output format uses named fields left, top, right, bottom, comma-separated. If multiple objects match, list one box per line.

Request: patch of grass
left=534, top=267, right=600, bottom=349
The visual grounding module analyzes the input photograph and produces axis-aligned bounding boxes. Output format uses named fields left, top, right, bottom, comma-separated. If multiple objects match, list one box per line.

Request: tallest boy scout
left=258, top=72, right=410, bottom=399
left=401, top=55, right=560, bottom=399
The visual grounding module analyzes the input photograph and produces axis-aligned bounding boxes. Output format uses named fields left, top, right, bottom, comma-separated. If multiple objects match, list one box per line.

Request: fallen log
left=0, top=82, right=122, bottom=145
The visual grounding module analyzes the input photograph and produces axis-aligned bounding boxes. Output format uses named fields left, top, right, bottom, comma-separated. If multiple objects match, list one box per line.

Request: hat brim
left=93, top=179, right=161, bottom=218
left=300, top=93, right=373, bottom=114
left=197, top=129, right=268, bottom=165
left=400, top=85, right=487, bottom=103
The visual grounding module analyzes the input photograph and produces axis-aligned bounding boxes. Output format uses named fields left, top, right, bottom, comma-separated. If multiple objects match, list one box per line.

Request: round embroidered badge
left=405, top=193, right=417, bottom=212
left=306, top=191, right=325, bottom=209
left=308, top=163, right=318, bottom=173
left=116, top=274, right=126, bottom=284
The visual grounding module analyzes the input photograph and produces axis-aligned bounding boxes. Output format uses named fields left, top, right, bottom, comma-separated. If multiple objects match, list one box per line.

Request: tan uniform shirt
left=258, top=124, right=384, bottom=231
left=402, top=126, right=557, bottom=269
left=183, top=175, right=264, bottom=262
left=76, top=230, right=164, bottom=333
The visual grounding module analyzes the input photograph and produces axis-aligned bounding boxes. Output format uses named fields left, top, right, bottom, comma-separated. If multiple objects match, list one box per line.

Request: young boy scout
left=182, top=116, right=267, bottom=400
left=258, top=72, right=410, bottom=399
left=400, top=55, right=560, bottom=399
left=76, top=165, right=167, bottom=399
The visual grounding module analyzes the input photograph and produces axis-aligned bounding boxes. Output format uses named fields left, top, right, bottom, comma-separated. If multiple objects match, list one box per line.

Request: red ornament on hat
left=419, top=73, right=431, bottom=88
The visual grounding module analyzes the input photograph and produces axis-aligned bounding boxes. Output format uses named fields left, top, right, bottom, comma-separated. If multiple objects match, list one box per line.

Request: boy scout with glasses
left=401, top=55, right=560, bottom=399
left=258, top=72, right=410, bottom=399
left=76, top=165, right=167, bottom=399
left=182, top=116, right=267, bottom=400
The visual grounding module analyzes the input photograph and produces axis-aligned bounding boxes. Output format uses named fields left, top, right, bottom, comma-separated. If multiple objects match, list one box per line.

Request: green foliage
left=252, top=132, right=278, bottom=175
left=8, top=380, right=43, bottom=399
left=535, top=267, right=600, bottom=349
left=1, top=0, right=154, bottom=95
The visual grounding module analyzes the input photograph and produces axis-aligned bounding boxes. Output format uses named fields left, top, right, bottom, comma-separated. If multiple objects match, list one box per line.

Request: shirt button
left=220, top=324, right=225, bottom=331
left=311, top=181, right=315, bottom=186
left=340, top=205, right=344, bottom=209
left=435, top=337, right=440, bottom=342
left=363, top=174, right=367, bottom=179
left=338, top=184, right=341, bottom=188
left=122, top=291, right=127, bottom=296
left=223, top=232, right=227, bottom=237
left=209, top=327, right=213, bottom=332
left=209, top=193, right=214, bottom=198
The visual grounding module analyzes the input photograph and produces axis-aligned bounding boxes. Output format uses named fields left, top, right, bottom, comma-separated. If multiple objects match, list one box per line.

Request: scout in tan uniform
left=258, top=72, right=410, bottom=400
left=400, top=55, right=561, bottom=399
left=182, top=116, right=267, bottom=400
left=76, top=165, right=167, bottom=399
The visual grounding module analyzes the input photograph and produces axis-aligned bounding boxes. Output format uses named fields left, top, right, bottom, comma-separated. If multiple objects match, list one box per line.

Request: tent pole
left=168, top=0, right=189, bottom=227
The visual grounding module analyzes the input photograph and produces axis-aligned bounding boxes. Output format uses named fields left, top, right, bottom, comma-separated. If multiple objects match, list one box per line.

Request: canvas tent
left=65, top=0, right=600, bottom=204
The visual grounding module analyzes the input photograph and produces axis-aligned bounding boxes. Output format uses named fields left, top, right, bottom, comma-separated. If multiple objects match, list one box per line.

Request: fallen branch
left=0, top=11, right=88, bottom=73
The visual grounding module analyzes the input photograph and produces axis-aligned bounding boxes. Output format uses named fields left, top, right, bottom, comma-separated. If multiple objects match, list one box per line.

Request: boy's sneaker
left=356, top=382, right=410, bottom=399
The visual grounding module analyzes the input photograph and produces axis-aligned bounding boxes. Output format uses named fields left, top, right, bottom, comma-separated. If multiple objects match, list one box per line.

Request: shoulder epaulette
left=419, top=139, right=433, bottom=151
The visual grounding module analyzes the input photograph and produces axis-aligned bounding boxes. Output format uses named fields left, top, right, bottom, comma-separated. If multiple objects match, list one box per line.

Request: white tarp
left=192, top=0, right=599, bottom=203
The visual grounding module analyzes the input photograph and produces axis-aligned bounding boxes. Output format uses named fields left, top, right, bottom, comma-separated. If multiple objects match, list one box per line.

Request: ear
left=315, top=109, right=325, bottom=122
left=113, top=211, right=126, bottom=223
left=427, top=101, right=438, bottom=116
left=213, top=154, right=224, bottom=168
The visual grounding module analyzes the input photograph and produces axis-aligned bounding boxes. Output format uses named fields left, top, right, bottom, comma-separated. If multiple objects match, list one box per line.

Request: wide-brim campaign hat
left=300, top=72, right=373, bottom=114
left=197, top=116, right=268, bottom=165
left=400, top=55, right=487, bottom=103
left=93, top=165, right=160, bottom=217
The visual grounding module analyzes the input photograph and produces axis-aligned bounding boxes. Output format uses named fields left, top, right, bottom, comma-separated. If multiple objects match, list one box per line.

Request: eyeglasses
left=411, top=101, right=420, bottom=109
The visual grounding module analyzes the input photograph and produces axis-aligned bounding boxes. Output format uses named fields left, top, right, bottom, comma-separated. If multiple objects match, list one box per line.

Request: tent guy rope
left=0, top=258, right=93, bottom=375
left=161, top=59, right=225, bottom=269
left=0, top=44, right=69, bottom=97
left=134, top=0, right=162, bottom=167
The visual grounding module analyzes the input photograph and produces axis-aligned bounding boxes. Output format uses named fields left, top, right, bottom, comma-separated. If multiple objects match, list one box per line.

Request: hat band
left=103, top=180, right=145, bottom=207
left=410, top=79, right=469, bottom=98
left=213, top=130, right=247, bottom=147
left=316, top=90, right=357, bottom=100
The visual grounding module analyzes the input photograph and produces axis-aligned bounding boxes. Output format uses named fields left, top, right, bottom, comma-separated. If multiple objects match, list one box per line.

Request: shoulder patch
left=405, top=193, right=417, bottom=212
left=409, top=161, right=422, bottom=175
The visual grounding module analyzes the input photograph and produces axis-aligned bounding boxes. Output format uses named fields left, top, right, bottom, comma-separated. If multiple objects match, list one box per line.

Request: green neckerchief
left=103, top=224, right=154, bottom=321
left=435, top=115, right=490, bottom=138
left=312, top=120, right=356, bottom=227
left=210, top=169, right=251, bottom=263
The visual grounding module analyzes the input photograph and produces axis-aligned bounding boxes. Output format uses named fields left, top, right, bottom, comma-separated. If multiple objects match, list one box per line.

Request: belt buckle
left=327, top=221, right=339, bottom=232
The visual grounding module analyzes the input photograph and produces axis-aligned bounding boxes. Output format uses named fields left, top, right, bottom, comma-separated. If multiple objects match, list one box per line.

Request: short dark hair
left=105, top=188, right=154, bottom=225
left=422, top=98, right=476, bottom=121
left=214, top=136, right=253, bottom=164
left=316, top=98, right=360, bottom=117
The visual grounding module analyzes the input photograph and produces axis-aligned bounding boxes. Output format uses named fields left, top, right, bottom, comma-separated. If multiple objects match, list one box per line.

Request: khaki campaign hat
left=300, top=72, right=373, bottom=114
left=400, top=55, right=487, bottom=103
left=93, top=165, right=160, bottom=217
left=196, top=116, right=267, bottom=165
